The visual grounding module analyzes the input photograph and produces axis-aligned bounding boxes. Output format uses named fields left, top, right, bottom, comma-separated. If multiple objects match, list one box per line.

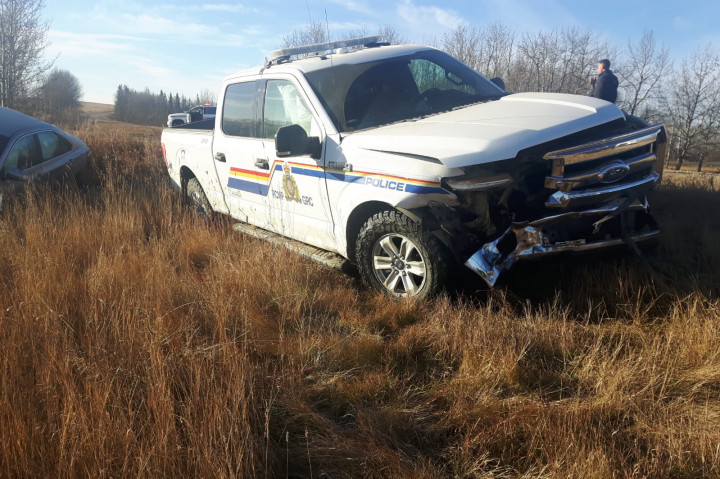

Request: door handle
left=214, top=152, right=226, bottom=162
left=255, top=158, right=269, bottom=170
left=328, top=161, right=352, bottom=172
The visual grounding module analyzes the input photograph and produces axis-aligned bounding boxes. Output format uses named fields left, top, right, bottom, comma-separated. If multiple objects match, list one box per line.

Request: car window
left=205, top=107, right=216, bottom=114
left=222, top=81, right=257, bottom=137
left=4, top=134, right=41, bottom=171
left=263, top=80, right=317, bottom=139
left=0, top=135, right=8, bottom=157
left=37, top=131, right=72, bottom=161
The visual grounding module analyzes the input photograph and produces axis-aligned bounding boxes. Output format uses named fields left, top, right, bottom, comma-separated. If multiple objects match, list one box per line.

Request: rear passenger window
left=37, top=131, right=72, bottom=161
left=222, top=82, right=257, bottom=137
left=4, top=134, right=41, bottom=171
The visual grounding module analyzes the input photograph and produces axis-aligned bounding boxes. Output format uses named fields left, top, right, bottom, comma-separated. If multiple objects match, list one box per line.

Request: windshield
left=304, top=49, right=505, bottom=132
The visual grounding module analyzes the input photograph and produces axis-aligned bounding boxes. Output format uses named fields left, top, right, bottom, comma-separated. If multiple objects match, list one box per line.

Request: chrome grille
left=543, top=124, right=666, bottom=209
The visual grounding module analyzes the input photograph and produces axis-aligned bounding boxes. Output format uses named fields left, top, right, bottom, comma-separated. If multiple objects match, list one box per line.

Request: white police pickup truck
left=161, top=36, right=666, bottom=298
left=166, top=104, right=217, bottom=127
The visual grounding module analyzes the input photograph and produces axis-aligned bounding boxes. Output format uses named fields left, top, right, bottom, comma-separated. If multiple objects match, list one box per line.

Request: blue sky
left=44, top=0, right=720, bottom=104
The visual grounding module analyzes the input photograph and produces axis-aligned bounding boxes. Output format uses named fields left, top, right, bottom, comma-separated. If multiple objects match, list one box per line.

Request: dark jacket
left=591, top=69, right=619, bottom=103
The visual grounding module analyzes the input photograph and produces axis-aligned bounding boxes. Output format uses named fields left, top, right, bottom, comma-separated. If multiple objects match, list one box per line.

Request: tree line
left=113, top=86, right=216, bottom=126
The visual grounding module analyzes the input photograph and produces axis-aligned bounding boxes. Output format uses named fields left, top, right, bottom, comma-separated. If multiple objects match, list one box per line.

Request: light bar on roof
left=269, top=35, right=383, bottom=62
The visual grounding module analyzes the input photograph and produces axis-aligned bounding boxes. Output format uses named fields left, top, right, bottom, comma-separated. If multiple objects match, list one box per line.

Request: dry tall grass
left=0, top=121, right=719, bottom=478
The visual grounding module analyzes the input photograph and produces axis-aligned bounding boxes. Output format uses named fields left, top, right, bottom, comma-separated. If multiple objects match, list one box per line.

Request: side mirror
left=3, top=167, right=29, bottom=181
left=490, top=77, right=506, bottom=91
left=275, top=124, right=321, bottom=159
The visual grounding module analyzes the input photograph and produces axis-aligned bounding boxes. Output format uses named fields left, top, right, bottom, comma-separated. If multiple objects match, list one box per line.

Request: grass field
left=0, top=120, right=719, bottom=478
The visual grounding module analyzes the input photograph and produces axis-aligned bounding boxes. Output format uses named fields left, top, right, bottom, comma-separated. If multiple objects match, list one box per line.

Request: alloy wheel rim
left=371, top=233, right=427, bottom=296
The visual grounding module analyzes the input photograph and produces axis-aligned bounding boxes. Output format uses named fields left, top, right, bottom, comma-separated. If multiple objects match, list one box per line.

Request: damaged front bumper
left=463, top=124, right=666, bottom=287
left=465, top=198, right=659, bottom=286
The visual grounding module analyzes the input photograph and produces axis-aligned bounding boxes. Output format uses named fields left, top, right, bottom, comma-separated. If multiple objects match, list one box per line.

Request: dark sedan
left=0, top=107, right=90, bottom=195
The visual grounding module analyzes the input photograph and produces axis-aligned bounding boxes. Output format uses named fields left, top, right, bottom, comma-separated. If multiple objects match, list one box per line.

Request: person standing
left=590, top=59, right=619, bottom=103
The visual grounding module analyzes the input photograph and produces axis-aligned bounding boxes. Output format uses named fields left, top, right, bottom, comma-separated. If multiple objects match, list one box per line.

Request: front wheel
left=355, top=210, right=450, bottom=298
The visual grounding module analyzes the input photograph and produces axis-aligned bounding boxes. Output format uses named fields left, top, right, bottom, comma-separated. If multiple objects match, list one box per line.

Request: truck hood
left=341, top=92, right=625, bottom=169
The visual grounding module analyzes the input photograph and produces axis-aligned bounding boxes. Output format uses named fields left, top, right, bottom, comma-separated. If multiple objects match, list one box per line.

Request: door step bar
left=232, top=223, right=349, bottom=270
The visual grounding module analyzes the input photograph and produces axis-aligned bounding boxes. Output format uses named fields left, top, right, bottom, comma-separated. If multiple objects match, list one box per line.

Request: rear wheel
left=186, top=177, right=213, bottom=219
left=355, top=210, right=449, bottom=298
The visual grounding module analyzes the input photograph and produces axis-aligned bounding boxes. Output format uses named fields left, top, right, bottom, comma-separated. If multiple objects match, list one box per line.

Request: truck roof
left=225, top=43, right=435, bottom=80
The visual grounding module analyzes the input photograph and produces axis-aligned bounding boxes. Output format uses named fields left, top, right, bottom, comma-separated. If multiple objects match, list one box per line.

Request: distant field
left=80, top=101, right=115, bottom=121
left=0, top=121, right=718, bottom=478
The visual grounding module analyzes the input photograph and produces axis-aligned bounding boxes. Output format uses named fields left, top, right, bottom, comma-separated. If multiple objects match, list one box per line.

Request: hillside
left=80, top=101, right=115, bottom=121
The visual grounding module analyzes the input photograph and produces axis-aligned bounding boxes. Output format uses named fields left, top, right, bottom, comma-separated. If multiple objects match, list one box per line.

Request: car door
left=188, top=106, right=203, bottom=123
left=0, top=130, right=80, bottom=192
left=258, top=78, right=335, bottom=249
left=212, top=79, right=272, bottom=227
left=34, top=131, right=80, bottom=180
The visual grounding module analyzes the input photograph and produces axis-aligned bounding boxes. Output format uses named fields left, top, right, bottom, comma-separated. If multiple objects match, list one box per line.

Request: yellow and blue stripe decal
left=228, top=160, right=449, bottom=196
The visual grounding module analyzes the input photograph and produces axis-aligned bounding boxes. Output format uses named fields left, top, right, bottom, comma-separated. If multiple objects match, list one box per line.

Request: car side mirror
left=3, top=167, right=29, bottom=181
left=275, top=124, right=321, bottom=159
left=490, top=77, right=506, bottom=91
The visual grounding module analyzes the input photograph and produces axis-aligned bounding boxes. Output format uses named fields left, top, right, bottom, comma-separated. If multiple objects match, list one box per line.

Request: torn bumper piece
left=464, top=199, right=660, bottom=287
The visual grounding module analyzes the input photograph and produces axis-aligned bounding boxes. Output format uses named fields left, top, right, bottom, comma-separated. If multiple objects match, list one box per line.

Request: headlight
left=445, top=173, right=513, bottom=192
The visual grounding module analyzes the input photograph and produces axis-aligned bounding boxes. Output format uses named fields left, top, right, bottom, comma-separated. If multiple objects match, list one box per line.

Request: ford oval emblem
left=598, top=162, right=630, bottom=184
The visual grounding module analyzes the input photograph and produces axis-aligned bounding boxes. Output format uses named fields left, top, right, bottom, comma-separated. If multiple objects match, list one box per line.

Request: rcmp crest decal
left=282, top=161, right=301, bottom=202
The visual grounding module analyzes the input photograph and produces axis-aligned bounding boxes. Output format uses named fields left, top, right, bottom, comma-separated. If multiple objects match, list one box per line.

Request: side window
left=4, top=134, right=41, bottom=171
left=222, top=82, right=257, bottom=137
left=37, top=131, right=72, bottom=162
left=263, top=80, right=317, bottom=139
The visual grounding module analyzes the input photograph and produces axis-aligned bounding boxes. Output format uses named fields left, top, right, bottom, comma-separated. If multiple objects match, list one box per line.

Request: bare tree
left=480, top=22, right=516, bottom=81
left=441, top=25, right=483, bottom=70
left=378, top=25, right=404, bottom=45
left=39, top=68, right=82, bottom=115
left=512, top=27, right=613, bottom=95
left=0, top=0, right=54, bottom=108
left=616, top=30, right=670, bottom=117
left=198, top=87, right=217, bottom=105
left=440, top=23, right=516, bottom=81
left=663, top=43, right=720, bottom=170
left=282, top=19, right=329, bottom=48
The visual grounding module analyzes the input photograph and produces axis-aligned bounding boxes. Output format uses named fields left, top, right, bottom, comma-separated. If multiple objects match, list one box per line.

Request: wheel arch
left=345, top=200, right=394, bottom=262
left=179, top=166, right=196, bottom=198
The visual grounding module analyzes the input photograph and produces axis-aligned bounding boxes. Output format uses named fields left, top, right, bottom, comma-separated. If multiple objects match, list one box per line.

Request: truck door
left=212, top=79, right=270, bottom=226
left=258, top=78, right=335, bottom=250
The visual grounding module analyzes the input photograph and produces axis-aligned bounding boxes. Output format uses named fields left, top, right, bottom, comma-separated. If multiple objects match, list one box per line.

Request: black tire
left=355, top=210, right=450, bottom=298
left=186, top=177, right=213, bottom=219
